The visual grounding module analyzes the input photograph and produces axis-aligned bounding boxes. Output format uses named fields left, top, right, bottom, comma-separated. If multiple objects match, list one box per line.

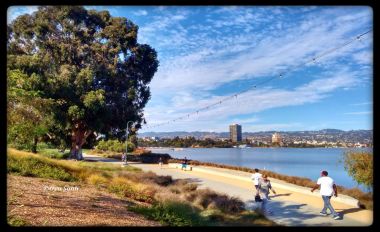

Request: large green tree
left=7, top=6, right=158, bottom=159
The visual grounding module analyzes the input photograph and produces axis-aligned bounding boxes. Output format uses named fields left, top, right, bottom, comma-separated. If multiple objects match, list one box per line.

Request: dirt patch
left=7, top=175, right=161, bottom=226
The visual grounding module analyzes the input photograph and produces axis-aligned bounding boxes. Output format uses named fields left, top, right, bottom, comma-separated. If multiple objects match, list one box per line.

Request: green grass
left=8, top=216, right=28, bottom=226
left=129, top=201, right=208, bottom=226
left=38, top=149, right=70, bottom=159
left=76, top=161, right=141, bottom=172
left=7, top=154, right=77, bottom=182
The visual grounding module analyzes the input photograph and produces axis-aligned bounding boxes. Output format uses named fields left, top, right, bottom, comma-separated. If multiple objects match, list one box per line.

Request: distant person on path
left=311, top=170, right=340, bottom=220
left=181, top=157, right=188, bottom=171
left=257, top=174, right=276, bottom=214
left=251, top=168, right=262, bottom=195
left=121, top=152, right=128, bottom=165
left=158, top=157, right=163, bottom=169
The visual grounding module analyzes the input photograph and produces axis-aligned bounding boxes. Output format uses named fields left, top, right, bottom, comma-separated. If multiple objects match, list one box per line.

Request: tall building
left=229, top=124, right=242, bottom=142
left=272, top=132, right=282, bottom=144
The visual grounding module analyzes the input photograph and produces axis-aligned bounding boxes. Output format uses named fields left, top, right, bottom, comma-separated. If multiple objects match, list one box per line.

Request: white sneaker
left=333, top=215, right=340, bottom=220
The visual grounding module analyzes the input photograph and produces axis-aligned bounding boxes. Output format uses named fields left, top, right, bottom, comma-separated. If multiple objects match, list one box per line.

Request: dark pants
left=255, top=185, right=259, bottom=195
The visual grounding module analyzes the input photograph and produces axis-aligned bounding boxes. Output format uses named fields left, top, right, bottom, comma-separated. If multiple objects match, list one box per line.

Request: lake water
left=149, top=147, right=372, bottom=192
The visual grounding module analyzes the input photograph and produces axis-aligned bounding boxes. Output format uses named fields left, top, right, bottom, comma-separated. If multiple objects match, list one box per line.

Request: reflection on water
left=150, top=147, right=372, bottom=192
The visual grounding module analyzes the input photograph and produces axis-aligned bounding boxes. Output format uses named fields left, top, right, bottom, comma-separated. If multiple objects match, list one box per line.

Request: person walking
left=121, top=152, right=126, bottom=163
left=311, top=170, right=340, bottom=220
left=181, top=157, right=189, bottom=171
left=257, top=174, right=276, bottom=215
left=158, top=157, right=163, bottom=169
left=251, top=168, right=262, bottom=195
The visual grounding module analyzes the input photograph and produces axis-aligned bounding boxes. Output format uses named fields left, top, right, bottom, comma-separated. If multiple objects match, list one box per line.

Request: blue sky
left=8, top=6, right=373, bottom=132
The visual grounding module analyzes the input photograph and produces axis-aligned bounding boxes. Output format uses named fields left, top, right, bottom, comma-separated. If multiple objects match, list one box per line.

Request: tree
left=342, top=151, right=373, bottom=191
left=7, top=69, right=54, bottom=153
left=7, top=6, right=158, bottom=159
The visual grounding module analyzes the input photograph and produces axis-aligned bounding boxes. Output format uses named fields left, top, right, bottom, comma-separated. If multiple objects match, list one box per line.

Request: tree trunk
left=31, top=136, right=38, bottom=153
left=69, top=122, right=91, bottom=160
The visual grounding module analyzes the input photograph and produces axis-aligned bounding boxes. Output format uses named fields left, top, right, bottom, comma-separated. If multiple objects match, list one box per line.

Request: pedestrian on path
left=257, top=174, right=276, bottom=215
left=311, top=170, right=340, bottom=220
left=121, top=152, right=126, bottom=163
left=181, top=157, right=188, bottom=171
left=158, top=157, right=163, bottom=169
left=251, top=168, right=262, bottom=195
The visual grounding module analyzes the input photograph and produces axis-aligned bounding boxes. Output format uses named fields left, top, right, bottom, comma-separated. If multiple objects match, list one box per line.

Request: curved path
left=83, top=153, right=372, bottom=226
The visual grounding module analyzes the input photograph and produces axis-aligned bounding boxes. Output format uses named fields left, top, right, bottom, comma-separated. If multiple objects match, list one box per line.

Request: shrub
left=8, top=216, right=28, bottom=226
left=129, top=200, right=207, bottom=226
left=96, top=139, right=134, bottom=152
left=7, top=154, right=77, bottom=182
left=96, top=140, right=108, bottom=151
left=87, top=174, right=108, bottom=186
left=107, top=177, right=155, bottom=203
left=182, top=183, right=198, bottom=192
left=36, top=142, right=54, bottom=150
left=38, top=149, right=70, bottom=159
left=121, top=172, right=173, bottom=186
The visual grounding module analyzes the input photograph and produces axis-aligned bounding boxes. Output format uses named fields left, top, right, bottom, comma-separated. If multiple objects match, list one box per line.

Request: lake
left=148, top=147, right=372, bottom=192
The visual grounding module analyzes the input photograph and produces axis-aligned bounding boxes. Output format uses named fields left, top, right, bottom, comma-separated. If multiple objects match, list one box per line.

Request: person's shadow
left=270, top=193, right=292, bottom=198
left=335, top=207, right=365, bottom=220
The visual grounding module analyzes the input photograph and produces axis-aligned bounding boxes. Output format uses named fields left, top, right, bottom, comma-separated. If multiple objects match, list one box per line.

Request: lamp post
left=125, top=121, right=134, bottom=165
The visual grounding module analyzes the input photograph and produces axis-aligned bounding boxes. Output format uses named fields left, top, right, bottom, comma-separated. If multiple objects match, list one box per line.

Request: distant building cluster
left=138, top=127, right=372, bottom=148
left=272, top=132, right=282, bottom=144
left=229, top=124, right=242, bottom=142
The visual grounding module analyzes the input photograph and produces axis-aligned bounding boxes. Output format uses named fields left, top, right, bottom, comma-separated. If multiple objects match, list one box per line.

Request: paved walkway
left=82, top=153, right=372, bottom=226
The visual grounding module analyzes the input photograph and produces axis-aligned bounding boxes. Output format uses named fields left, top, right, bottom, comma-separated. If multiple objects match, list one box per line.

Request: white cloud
left=140, top=8, right=372, bottom=131
left=344, top=111, right=372, bottom=115
left=134, top=10, right=148, bottom=16
left=142, top=68, right=359, bottom=132
left=350, top=102, right=372, bottom=106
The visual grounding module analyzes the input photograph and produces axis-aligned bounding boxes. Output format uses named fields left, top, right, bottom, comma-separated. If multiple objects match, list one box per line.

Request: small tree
left=342, top=151, right=373, bottom=191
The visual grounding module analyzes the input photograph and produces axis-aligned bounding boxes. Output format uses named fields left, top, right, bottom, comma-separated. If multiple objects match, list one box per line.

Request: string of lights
left=144, top=28, right=372, bottom=129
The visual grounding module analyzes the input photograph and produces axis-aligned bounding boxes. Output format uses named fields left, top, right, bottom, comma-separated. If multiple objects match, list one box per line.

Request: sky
left=8, top=6, right=373, bottom=132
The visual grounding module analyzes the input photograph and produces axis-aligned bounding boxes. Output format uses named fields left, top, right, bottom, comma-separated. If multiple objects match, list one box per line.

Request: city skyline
left=8, top=6, right=373, bottom=132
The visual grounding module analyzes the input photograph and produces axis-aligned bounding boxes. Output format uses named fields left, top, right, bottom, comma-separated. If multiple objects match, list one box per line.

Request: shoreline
left=145, top=146, right=373, bottom=149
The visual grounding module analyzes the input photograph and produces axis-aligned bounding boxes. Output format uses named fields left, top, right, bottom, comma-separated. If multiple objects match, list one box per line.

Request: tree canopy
left=7, top=6, right=158, bottom=159
left=342, top=151, right=373, bottom=191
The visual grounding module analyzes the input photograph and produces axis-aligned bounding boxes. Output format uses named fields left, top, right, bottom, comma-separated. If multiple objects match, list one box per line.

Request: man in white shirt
left=251, top=168, right=262, bottom=195
left=311, top=170, right=340, bottom=220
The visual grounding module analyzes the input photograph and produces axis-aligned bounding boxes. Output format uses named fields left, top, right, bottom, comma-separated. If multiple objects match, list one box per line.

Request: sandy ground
left=7, top=175, right=161, bottom=226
